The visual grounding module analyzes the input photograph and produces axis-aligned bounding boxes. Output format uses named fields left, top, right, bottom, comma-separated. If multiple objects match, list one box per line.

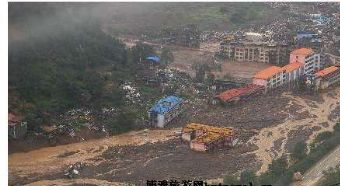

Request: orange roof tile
left=291, top=48, right=314, bottom=56
left=282, top=62, right=303, bottom=73
left=315, top=66, right=339, bottom=77
left=254, top=66, right=282, bottom=80
left=216, top=84, right=263, bottom=102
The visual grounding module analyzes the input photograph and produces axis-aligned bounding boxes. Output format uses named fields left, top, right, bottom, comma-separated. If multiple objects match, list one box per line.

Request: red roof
left=282, top=62, right=303, bottom=73
left=291, top=48, right=314, bottom=56
left=216, top=84, right=263, bottom=102
left=315, top=66, right=339, bottom=78
left=254, top=66, right=282, bottom=80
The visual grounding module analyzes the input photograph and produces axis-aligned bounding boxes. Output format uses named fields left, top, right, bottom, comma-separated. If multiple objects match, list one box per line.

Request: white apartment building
left=289, top=48, right=321, bottom=75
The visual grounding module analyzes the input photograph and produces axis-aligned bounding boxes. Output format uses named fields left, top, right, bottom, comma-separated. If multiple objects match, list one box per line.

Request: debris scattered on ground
left=64, top=162, right=85, bottom=179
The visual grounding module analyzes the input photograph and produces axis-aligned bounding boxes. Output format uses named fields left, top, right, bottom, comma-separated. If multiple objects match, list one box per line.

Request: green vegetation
left=103, top=109, right=137, bottom=134
left=223, top=174, right=240, bottom=185
left=275, top=122, right=340, bottom=185
left=192, top=63, right=211, bottom=83
left=160, top=47, right=174, bottom=66
left=220, top=122, right=340, bottom=186
left=9, top=4, right=157, bottom=133
left=317, top=166, right=340, bottom=186
left=291, top=141, right=307, bottom=162
left=240, top=170, right=259, bottom=185
left=101, top=2, right=278, bottom=37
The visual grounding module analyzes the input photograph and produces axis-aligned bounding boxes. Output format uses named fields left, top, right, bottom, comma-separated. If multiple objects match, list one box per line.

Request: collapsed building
left=161, top=24, right=200, bottom=48
left=148, top=96, right=183, bottom=128
left=213, top=79, right=245, bottom=93
left=213, top=84, right=264, bottom=105
left=8, top=113, right=27, bottom=139
left=181, top=123, right=237, bottom=152
left=136, top=55, right=162, bottom=86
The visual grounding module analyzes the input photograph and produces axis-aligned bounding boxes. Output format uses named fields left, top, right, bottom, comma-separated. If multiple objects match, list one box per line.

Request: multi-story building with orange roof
left=289, top=48, right=321, bottom=75
left=281, top=62, right=304, bottom=83
left=252, top=62, right=304, bottom=90
left=314, top=66, right=340, bottom=90
left=252, top=48, right=322, bottom=90
left=252, top=66, right=284, bottom=89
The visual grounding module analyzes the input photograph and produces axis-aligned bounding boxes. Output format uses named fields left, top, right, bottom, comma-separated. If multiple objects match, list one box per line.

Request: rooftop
left=183, top=123, right=234, bottom=136
left=315, top=66, right=339, bottom=78
left=146, top=56, right=161, bottom=63
left=149, top=96, right=183, bottom=114
left=183, top=123, right=234, bottom=144
left=216, top=84, right=263, bottom=102
left=282, top=62, right=303, bottom=73
left=291, top=48, right=314, bottom=56
left=254, top=66, right=283, bottom=80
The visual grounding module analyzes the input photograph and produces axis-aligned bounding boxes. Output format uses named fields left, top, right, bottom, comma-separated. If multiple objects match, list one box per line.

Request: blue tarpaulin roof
left=296, top=31, right=317, bottom=40
left=149, top=96, right=183, bottom=114
left=146, top=56, right=161, bottom=63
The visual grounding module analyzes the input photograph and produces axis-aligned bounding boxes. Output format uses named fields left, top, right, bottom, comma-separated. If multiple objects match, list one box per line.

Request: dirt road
left=296, top=145, right=340, bottom=186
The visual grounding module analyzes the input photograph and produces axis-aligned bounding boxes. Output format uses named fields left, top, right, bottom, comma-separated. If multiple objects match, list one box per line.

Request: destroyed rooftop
left=149, top=96, right=183, bottom=114
left=315, top=66, right=339, bottom=77
left=183, top=123, right=234, bottom=144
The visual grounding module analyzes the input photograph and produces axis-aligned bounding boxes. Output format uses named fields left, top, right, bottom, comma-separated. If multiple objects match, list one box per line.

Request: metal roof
left=146, top=56, right=161, bottom=63
left=149, top=96, right=183, bottom=114
left=315, top=66, right=339, bottom=78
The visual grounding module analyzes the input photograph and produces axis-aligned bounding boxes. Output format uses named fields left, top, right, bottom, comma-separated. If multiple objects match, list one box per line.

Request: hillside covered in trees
left=9, top=3, right=155, bottom=133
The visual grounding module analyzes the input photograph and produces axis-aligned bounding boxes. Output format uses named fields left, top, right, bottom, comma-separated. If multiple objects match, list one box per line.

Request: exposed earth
left=9, top=85, right=340, bottom=186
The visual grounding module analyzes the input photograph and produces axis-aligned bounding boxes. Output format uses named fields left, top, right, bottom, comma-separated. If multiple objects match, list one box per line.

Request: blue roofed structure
left=146, top=56, right=161, bottom=63
left=296, top=31, right=317, bottom=40
left=149, top=96, right=183, bottom=114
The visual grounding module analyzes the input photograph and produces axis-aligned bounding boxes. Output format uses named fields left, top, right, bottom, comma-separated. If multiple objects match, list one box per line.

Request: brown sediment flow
left=9, top=128, right=181, bottom=177
left=250, top=87, right=340, bottom=174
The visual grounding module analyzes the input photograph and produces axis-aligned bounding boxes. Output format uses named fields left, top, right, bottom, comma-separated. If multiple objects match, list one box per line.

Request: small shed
left=143, top=56, right=161, bottom=67
left=148, top=96, right=183, bottom=128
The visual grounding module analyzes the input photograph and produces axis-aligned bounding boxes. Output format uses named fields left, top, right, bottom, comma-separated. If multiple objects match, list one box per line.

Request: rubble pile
left=122, top=82, right=141, bottom=104
left=64, top=162, right=85, bottom=179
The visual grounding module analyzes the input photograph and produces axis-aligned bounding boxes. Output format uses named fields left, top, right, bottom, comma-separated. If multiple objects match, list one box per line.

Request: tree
left=106, top=109, right=136, bottom=134
left=206, top=73, right=215, bottom=85
left=268, top=156, right=288, bottom=177
left=160, top=47, right=174, bottom=66
left=291, top=141, right=307, bottom=162
left=9, top=11, right=132, bottom=130
left=223, top=175, right=239, bottom=185
left=317, top=166, right=340, bottom=186
left=240, top=170, right=259, bottom=185
left=130, top=42, right=155, bottom=63
left=334, top=122, right=340, bottom=132
left=192, top=63, right=211, bottom=83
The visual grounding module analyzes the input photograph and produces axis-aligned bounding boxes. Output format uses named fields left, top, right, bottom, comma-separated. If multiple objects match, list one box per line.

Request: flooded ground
left=9, top=86, right=340, bottom=185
